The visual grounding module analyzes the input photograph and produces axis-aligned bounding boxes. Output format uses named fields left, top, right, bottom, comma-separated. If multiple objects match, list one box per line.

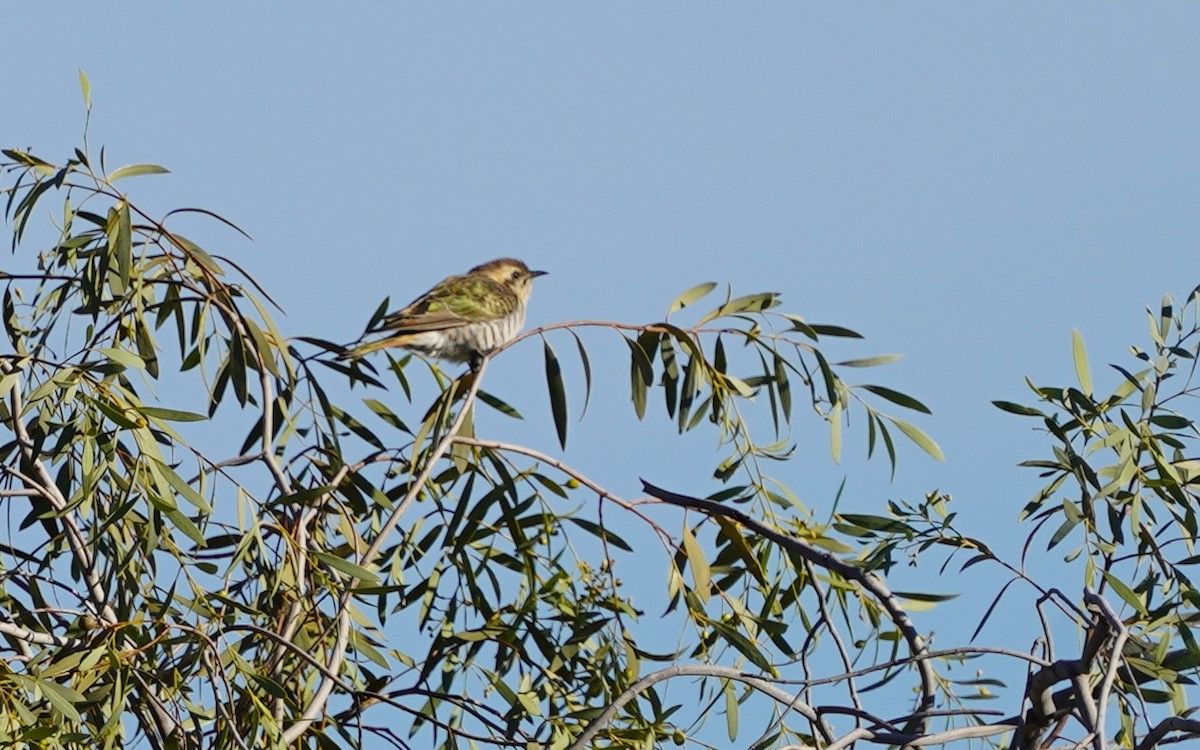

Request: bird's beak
left=530, top=270, right=548, bottom=278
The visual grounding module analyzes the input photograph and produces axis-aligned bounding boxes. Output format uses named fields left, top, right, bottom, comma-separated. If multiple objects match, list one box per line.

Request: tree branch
left=564, top=664, right=833, bottom=750
left=641, top=480, right=938, bottom=733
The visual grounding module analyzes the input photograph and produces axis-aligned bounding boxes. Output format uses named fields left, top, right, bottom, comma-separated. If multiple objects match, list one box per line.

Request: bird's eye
left=510, top=270, right=522, bottom=281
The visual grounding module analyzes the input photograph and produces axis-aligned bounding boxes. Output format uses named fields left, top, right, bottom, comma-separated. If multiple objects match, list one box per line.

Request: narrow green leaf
left=886, top=416, right=945, bottom=461
left=668, top=281, right=718, bottom=316
left=153, top=458, right=212, bottom=512
left=774, top=355, right=792, bottom=424
left=174, top=234, right=225, bottom=276
left=36, top=679, right=84, bottom=722
left=992, top=400, right=1046, bottom=417
left=697, top=292, right=779, bottom=326
left=566, top=517, right=634, bottom=552
left=364, top=398, right=412, bottom=432
left=715, top=517, right=767, bottom=585
left=709, top=619, right=775, bottom=673
left=164, top=508, right=206, bottom=546
left=108, top=164, right=170, bottom=182
left=1149, top=414, right=1191, bottom=430
left=862, top=385, right=931, bottom=414
left=838, top=354, right=903, bottom=368
left=314, top=551, right=380, bottom=584
left=1102, top=570, right=1147, bottom=615
left=543, top=340, right=569, bottom=449
left=681, top=526, right=711, bottom=603
left=1073, top=328, right=1093, bottom=396
left=97, top=346, right=145, bottom=371
left=78, top=68, right=91, bottom=108
left=809, top=324, right=863, bottom=339
left=894, top=590, right=959, bottom=602
left=625, top=334, right=653, bottom=419
left=138, top=406, right=207, bottom=422
left=106, top=201, right=132, bottom=295
left=568, top=329, right=592, bottom=418
left=476, top=391, right=523, bottom=420
left=724, top=680, right=739, bottom=741
left=813, top=349, right=839, bottom=407
left=830, top=402, right=843, bottom=463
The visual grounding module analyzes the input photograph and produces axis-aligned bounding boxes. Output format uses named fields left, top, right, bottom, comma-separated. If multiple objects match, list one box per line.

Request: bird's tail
left=336, top=334, right=409, bottom=361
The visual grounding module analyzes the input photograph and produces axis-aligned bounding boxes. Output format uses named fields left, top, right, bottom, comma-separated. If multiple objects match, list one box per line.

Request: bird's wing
left=373, top=275, right=510, bottom=334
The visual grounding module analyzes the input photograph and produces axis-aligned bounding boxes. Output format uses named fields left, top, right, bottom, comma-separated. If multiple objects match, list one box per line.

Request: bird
left=340, top=258, right=547, bottom=370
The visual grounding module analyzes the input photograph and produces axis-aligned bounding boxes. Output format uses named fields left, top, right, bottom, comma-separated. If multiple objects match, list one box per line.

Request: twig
left=563, top=664, right=832, bottom=750
left=641, top=480, right=938, bottom=734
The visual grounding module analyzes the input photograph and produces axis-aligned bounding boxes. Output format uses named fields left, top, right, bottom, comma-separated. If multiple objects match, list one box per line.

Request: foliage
left=0, top=83, right=1197, bottom=750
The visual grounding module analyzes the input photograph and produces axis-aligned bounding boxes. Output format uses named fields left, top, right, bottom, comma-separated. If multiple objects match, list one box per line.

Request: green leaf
left=364, top=398, right=412, bottom=432
left=724, top=679, right=739, bottom=741
left=543, top=340, right=569, bottom=450
left=138, top=406, right=207, bottom=422
left=174, top=234, right=225, bottom=276
left=709, top=619, right=774, bottom=673
left=667, top=281, right=718, bottom=316
left=894, top=590, right=959, bottom=602
left=569, top=329, right=592, bottom=418
left=992, top=400, right=1047, bottom=417
left=108, top=163, right=170, bottom=182
left=476, top=391, right=523, bottom=420
left=681, top=526, right=711, bottom=603
left=153, top=459, right=212, bottom=512
left=566, top=517, right=634, bottom=552
left=106, top=201, right=133, bottom=295
left=78, top=68, right=91, bottom=108
left=862, top=385, right=931, bottom=414
left=97, top=347, right=145, bottom=371
left=1102, top=570, right=1147, bottom=615
left=1150, top=414, right=1191, bottom=430
left=886, top=416, right=944, bottom=461
left=809, top=324, right=863, bottom=339
left=625, top=334, right=653, bottom=419
left=813, top=349, right=840, bottom=408
left=697, top=292, right=779, bottom=326
left=1073, top=328, right=1093, bottom=396
left=830, top=402, right=843, bottom=463
left=164, top=508, right=206, bottom=546
left=313, top=551, right=380, bottom=584
left=35, top=678, right=84, bottom=722
left=838, top=354, right=902, bottom=368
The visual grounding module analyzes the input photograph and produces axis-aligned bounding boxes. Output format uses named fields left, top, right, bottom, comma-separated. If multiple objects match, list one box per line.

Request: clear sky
left=7, top=1, right=1200, bottom=735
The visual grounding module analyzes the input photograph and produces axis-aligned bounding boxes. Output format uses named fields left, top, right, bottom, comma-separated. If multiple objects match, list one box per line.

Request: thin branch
left=1134, top=717, right=1200, bottom=750
left=824, top=718, right=1020, bottom=750
left=1088, top=589, right=1129, bottom=750
left=564, top=664, right=833, bottom=750
left=641, top=480, right=938, bottom=733
left=0, top=621, right=85, bottom=648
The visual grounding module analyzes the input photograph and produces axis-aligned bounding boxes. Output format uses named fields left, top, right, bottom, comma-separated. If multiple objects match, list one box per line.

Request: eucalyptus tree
left=0, top=82, right=1197, bottom=750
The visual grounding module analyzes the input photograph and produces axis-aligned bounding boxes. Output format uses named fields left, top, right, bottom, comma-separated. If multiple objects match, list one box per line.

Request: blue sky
left=7, top=2, right=1200, bottom=736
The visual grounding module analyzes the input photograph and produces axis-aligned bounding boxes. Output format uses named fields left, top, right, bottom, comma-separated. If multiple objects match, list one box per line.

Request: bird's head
left=470, top=258, right=548, bottom=302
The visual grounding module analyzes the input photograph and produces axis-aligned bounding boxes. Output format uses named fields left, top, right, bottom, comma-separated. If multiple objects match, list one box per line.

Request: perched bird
left=340, top=258, right=547, bottom=369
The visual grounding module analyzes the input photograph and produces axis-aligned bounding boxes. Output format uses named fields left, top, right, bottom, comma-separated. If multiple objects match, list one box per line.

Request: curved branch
left=640, top=480, right=938, bottom=733
left=824, top=718, right=1020, bottom=750
left=564, top=664, right=833, bottom=750
left=1135, top=717, right=1200, bottom=750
